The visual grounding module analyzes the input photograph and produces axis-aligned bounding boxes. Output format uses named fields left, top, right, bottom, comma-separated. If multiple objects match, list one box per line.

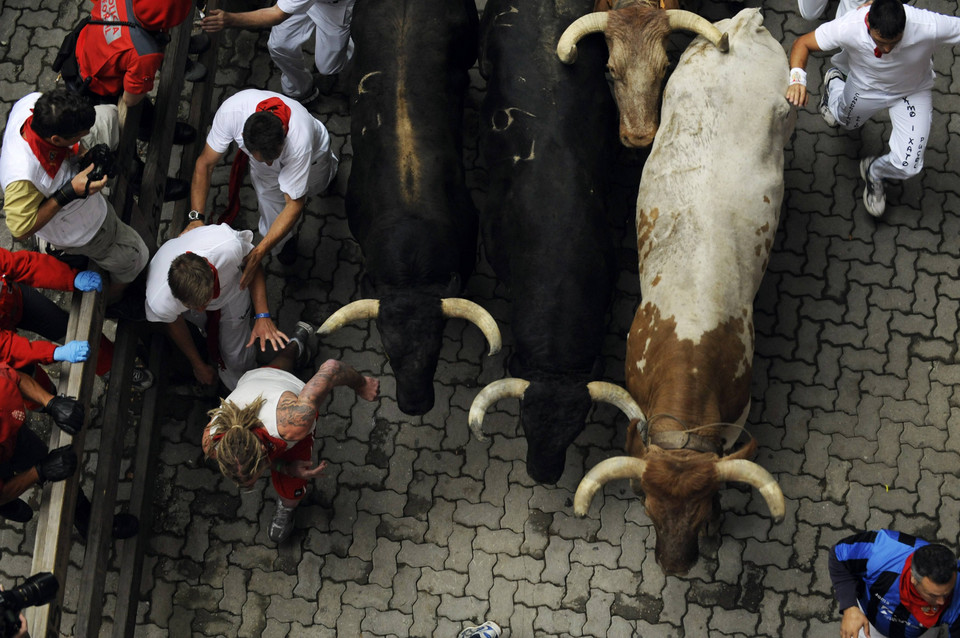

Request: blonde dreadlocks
left=206, top=396, right=269, bottom=486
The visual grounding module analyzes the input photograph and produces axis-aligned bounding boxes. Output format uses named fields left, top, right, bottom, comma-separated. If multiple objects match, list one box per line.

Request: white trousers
left=826, top=74, right=933, bottom=183
left=248, top=150, right=338, bottom=253
left=797, top=0, right=860, bottom=21
left=267, top=0, right=356, bottom=98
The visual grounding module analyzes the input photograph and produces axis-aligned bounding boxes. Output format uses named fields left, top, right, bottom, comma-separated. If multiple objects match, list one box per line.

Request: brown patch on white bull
left=626, top=304, right=752, bottom=455
left=763, top=195, right=770, bottom=204
left=636, top=207, right=659, bottom=275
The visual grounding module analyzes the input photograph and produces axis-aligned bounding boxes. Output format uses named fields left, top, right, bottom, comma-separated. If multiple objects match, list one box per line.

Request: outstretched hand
left=357, top=376, right=379, bottom=401
left=247, top=318, right=288, bottom=352
left=282, top=459, right=328, bottom=480
left=786, top=83, right=808, bottom=107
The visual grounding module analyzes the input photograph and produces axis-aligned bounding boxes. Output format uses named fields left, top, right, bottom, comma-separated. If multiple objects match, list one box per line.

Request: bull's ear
left=443, top=272, right=462, bottom=295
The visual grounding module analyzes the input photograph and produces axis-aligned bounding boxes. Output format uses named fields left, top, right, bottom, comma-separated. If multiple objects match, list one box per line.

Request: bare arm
left=121, top=91, right=147, bottom=108
left=201, top=6, right=290, bottom=32
left=189, top=144, right=225, bottom=226
left=276, top=360, right=379, bottom=440
left=786, top=31, right=824, bottom=107
left=239, top=193, right=305, bottom=289
left=166, top=316, right=217, bottom=386
left=245, top=264, right=288, bottom=351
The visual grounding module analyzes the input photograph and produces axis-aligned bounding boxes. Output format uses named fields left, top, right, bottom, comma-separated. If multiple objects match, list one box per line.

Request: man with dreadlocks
left=201, top=323, right=378, bottom=542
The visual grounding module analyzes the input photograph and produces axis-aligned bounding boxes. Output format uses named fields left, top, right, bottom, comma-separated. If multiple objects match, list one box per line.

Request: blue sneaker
left=457, top=621, right=502, bottom=638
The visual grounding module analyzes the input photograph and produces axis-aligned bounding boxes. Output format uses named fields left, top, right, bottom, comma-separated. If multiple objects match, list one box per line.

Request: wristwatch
left=188, top=209, right=206, bottom=223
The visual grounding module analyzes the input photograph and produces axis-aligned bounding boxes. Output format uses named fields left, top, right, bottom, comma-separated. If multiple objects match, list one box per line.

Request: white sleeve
left=276, top=0, right=314, bottom=16
left=934, top=12, right=960, bottom=46
left=206, top=103, right=242, bottom=154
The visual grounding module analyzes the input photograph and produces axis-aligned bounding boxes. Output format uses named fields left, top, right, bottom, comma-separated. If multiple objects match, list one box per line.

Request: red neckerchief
left=899, top=554, right=949, bottom=628
left=255, top=98, right=291, bottom=134
left=22, top=115, right=78, bottom=178
left=866, top=16, right=884, bottom=58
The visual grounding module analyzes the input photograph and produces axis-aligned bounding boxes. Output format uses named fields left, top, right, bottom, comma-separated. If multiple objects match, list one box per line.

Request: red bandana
left=866, top=16, right=884, bottom=58
left=900, top=554, right=949, bottom=628
left=22, top=115, right=78, bottom=178
left=255, top=98, right=291, bottom=134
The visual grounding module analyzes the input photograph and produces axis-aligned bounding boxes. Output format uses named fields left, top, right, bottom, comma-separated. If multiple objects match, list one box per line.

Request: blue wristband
left=254, top=312, right=271, bottom=319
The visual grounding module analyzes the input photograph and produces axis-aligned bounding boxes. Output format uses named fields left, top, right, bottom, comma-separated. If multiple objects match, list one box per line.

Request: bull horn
left=468, top=378, right=530, bottom=441
left=665, top=10, right=729, bottom=53
left=574, top=455, right=647, bottom=516
left=441, top=298, right=502, bottom=355
left=587, top=381, right=646, bottom=423
left=715, top=459, right=785, bottom=522
left=557, top=12, right=609, bottom=64
left=317, top=299, right=379, bottom=335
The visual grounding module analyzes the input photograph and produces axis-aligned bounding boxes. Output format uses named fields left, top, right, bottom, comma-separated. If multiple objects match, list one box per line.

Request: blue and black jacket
left=830, top=529, right=960, bottom=638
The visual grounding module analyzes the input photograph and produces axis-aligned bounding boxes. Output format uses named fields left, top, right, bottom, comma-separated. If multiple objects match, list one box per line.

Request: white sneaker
left=859, top=156, right=886, bottom=218
left=268, top=500, right=296, bottom=543
left=819, top=67, right=844, bottom=127
left=457, top=621, right=502, bottom=638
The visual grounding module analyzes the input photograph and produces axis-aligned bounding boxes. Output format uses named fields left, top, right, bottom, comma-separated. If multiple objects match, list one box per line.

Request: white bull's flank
left=577, top=8, right=795, bottom=576
left=633, top=8, right=793, bottom=390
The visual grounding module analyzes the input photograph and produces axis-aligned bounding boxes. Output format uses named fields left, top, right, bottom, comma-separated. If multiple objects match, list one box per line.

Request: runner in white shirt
left=199, top=0, right=355, bottom=101
left=188, top=89, right=338, bottom=288
left=786, top=0, right=960, bottom=218
left=144, top=224, right=288, bottom=390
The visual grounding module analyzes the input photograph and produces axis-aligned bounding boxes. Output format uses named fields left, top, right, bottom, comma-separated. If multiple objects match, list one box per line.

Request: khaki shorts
left=59, top=204, right=149, bottom=284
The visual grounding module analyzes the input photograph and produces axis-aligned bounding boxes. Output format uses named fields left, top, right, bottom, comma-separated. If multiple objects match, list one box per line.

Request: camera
left=82, top=143, right=117, bottom=182
left=0, top=573, right=58, bottom=638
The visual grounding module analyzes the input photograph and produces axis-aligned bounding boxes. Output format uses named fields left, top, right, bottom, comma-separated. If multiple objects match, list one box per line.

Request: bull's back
left=635, top=8, right=793, bottom=336
left=479, top=0, right=619, bottom=372
left=347, top=0, right=480, bottom=286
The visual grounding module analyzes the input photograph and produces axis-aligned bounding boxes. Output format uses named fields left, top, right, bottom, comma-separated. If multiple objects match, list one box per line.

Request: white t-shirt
left=223, top=367, right=313, bottom=442
left=0, top=93, right=108, bottom=247
left=816, top=5, right=960, bottom=97
left=144, top=224, right=254, bottom=323
left=277, top=0, right=353, bottom=23
left=206, top=89, right=332, bottom=200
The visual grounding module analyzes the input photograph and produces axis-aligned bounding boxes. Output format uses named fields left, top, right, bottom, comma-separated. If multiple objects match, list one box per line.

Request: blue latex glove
left=53, top=341, right=90, bottom=363
left=74, top=271, right=102, bottom=292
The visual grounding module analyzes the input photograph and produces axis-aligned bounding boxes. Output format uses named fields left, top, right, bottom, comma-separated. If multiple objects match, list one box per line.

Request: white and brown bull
left=558, top=0, right=728, bottom=147
left=569, top=8, right=796, bottom=575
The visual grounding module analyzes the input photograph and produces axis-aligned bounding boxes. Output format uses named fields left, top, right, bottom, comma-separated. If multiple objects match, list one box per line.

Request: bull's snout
left=620, top=126, right=657, bottom=148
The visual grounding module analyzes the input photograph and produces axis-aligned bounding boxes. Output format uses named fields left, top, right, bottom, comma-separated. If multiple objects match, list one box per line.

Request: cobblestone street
left=3, top=0, right=960, bottom=636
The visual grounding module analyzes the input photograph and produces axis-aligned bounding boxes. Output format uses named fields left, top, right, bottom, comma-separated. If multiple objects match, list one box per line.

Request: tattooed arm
left=276, top=359, right=380, bottom=441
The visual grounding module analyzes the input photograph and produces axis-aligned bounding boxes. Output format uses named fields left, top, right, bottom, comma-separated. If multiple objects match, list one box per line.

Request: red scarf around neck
left=255, top=98, right=291, bottom=134
left=22, top=115, right=78, bottom=178
left=900, top=554, right=949, bottom=628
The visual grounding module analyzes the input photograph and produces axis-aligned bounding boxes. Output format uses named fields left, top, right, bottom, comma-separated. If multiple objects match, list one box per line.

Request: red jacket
left=0, top=248, right=77, bottom=367
left=76, top=0, right=191, bottom=97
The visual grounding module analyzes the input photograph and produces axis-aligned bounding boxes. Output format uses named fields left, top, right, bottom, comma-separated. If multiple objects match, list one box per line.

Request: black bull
left=477, top=0, right=621, bottom=483
left=342, top=0, right=482, bottom=416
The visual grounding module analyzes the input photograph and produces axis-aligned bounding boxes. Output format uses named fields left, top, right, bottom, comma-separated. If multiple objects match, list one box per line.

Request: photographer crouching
left=0, top=88, right=149, bottom=304
left=0, top=365, right=137, bottom=539
left=0, top=572, right=58, bottom=638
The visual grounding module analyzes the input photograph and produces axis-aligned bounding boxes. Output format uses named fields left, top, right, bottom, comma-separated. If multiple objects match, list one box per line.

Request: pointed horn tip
left=719, top=32, right=730, bottom=53
left=557, top=46, right=578, bottom=64
left=486, top=343, right=502, bottom=356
